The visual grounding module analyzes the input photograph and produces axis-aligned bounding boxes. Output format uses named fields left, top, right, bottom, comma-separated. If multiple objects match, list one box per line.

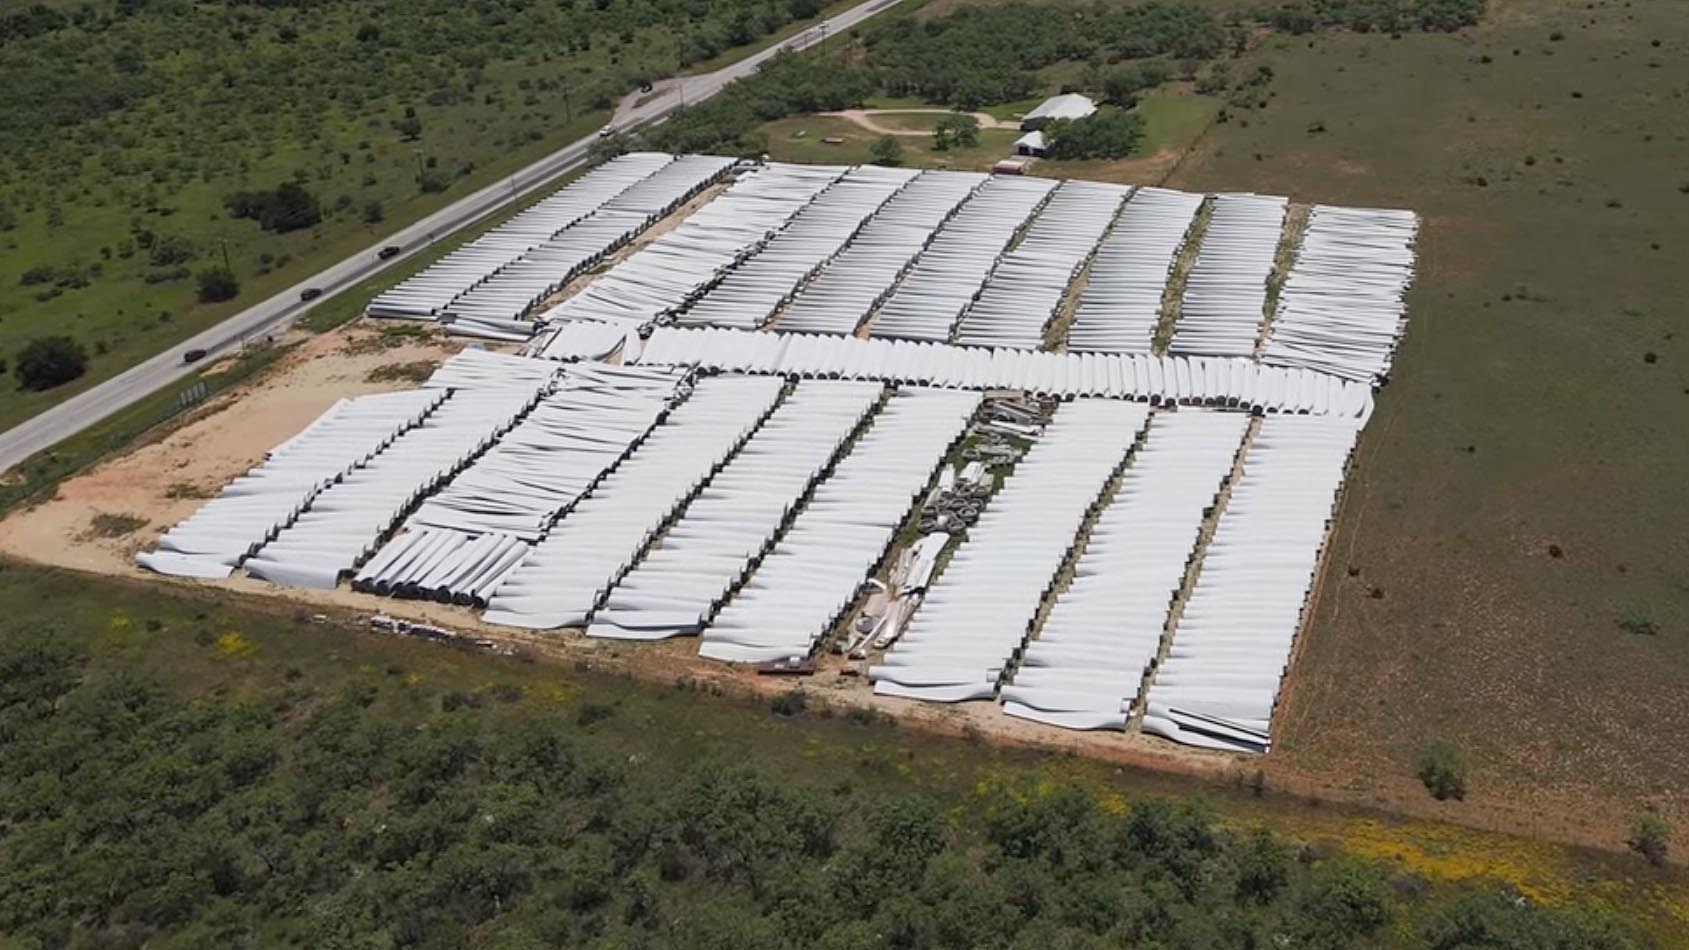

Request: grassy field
left=0, top=0, right=864, bottom=435
left=1129, top=0, right=1689, bottom=848
left=1, top=562, right=1683, bottom=944
left=860, top=111, right=954, bottom=132
left=763, top=115, right=1022, bottom=169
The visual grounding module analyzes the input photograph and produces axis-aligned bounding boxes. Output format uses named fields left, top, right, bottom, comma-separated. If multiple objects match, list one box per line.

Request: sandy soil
left=0, top=322, right=462, bottom=575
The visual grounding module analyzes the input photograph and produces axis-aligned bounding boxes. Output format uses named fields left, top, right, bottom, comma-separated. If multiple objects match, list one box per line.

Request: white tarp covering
left=588, top=379, right=884, bottom=639
left=1002, top=410, right=1249, bottom=730
left=1259, top=205, right=1419, bottom=385
left=868, top=175, right=1056, bottom=343
left=1065, top=187, right=1205, bottom=355
left=483, top=375, right=786, bottom=629
left=1141, top=414, right=1360, bottom=753
left=698, top=387, right=980, bottom=663
left=679, top=166, right=919, bottom=330
left=870, top=399, right=1151, bottom=702
left=633, top=325, right=1375, bottom=420
left=954, top=179, right=1130, bottom=349
left=1169, top=193, right=1289, bottom=359
left=369, top=153, right=674, bottom=320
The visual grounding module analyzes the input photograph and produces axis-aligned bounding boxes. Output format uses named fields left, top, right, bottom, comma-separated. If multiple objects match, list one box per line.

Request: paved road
left=0, top=0, right=901, bottom=475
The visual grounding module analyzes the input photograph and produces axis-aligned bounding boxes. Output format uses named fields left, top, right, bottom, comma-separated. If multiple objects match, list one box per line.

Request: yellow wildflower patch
left=1333, top=818, right=1572, bottom=906
left=215, top=632, right=258, bottom=658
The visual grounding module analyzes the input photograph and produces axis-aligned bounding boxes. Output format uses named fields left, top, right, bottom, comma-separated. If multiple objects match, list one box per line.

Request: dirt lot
left=0, top=322, right=461, bottom=576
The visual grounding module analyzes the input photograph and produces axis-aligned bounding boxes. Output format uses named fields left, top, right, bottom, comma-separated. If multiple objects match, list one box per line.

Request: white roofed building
left=1020, top=93, right=1097, bottom=131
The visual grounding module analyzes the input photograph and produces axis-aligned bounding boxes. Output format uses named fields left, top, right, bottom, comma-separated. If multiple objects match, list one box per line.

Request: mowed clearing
left=1149, top=0, right=1689, bottom=848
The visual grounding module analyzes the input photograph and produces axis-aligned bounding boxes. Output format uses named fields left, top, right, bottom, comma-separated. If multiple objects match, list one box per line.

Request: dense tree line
left=864, top=2, right=1228, bottom=109
left=1256, top=0, right=1485, bottom=34
left=0, top=632, right=1643, bottom=948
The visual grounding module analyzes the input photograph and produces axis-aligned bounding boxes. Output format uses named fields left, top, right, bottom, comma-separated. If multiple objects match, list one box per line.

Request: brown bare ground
left=0, top=322, right=462, bottom=575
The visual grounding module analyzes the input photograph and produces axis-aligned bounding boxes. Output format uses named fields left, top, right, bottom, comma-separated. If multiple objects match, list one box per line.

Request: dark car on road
left=378, top=245, right=402, bottom=260
left=182, top=348, right=207, bottom=364
left=299, top=287, right=323, bottom=302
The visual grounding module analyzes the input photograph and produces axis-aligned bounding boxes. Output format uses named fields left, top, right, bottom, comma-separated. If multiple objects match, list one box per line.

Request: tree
left=1295, top=859, right=1393, bottom=945
left=869, top=134, right=903, bottom=167
left=1416, top=738, right=1468, bottom=801
left=1043, top=110, right=1146, bottom=160
left=197, top=267, right=239, bottom=303
left=393, top=106, right=423, bottom=141
left=1233, top=828, right=1291, bottom=903
left=589, top=131, right=632, bottom=165
left=362, top=200, right=384, bottom=225
left=1421, top=891, right=1640, bottom=950
left=1628, top=814, right=1670, bottom=866
left=932, top=113, right=979, bottom=151
left=224, top=182, right=321, bottom=234
left=15, top=335, right=88, bottom=390
left=1100, top=62, right=1171, bottom=106
left=674, top=765, right=836, bottom=897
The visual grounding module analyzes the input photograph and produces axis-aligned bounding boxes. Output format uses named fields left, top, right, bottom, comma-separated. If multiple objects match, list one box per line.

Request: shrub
left=932, top=112, right=979, bottom=151
left=88, top=512, right=147, bottom=537
left=869, top=134, right=903, bottom=167
left=196, top=266, right=239, bottom=303
left=1629, top=814, right=1670, bottom=865
left=1416, top=738, right=1468, bottom=800
left=576, top=702, right=617, bottom=727
left=14, top=335, right=88, bottom=390
left=1616, top=607, right=1657, bottom=636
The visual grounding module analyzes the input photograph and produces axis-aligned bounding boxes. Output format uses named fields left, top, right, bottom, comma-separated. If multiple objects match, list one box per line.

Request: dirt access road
left=821, top=108, right=1020, bottom=136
